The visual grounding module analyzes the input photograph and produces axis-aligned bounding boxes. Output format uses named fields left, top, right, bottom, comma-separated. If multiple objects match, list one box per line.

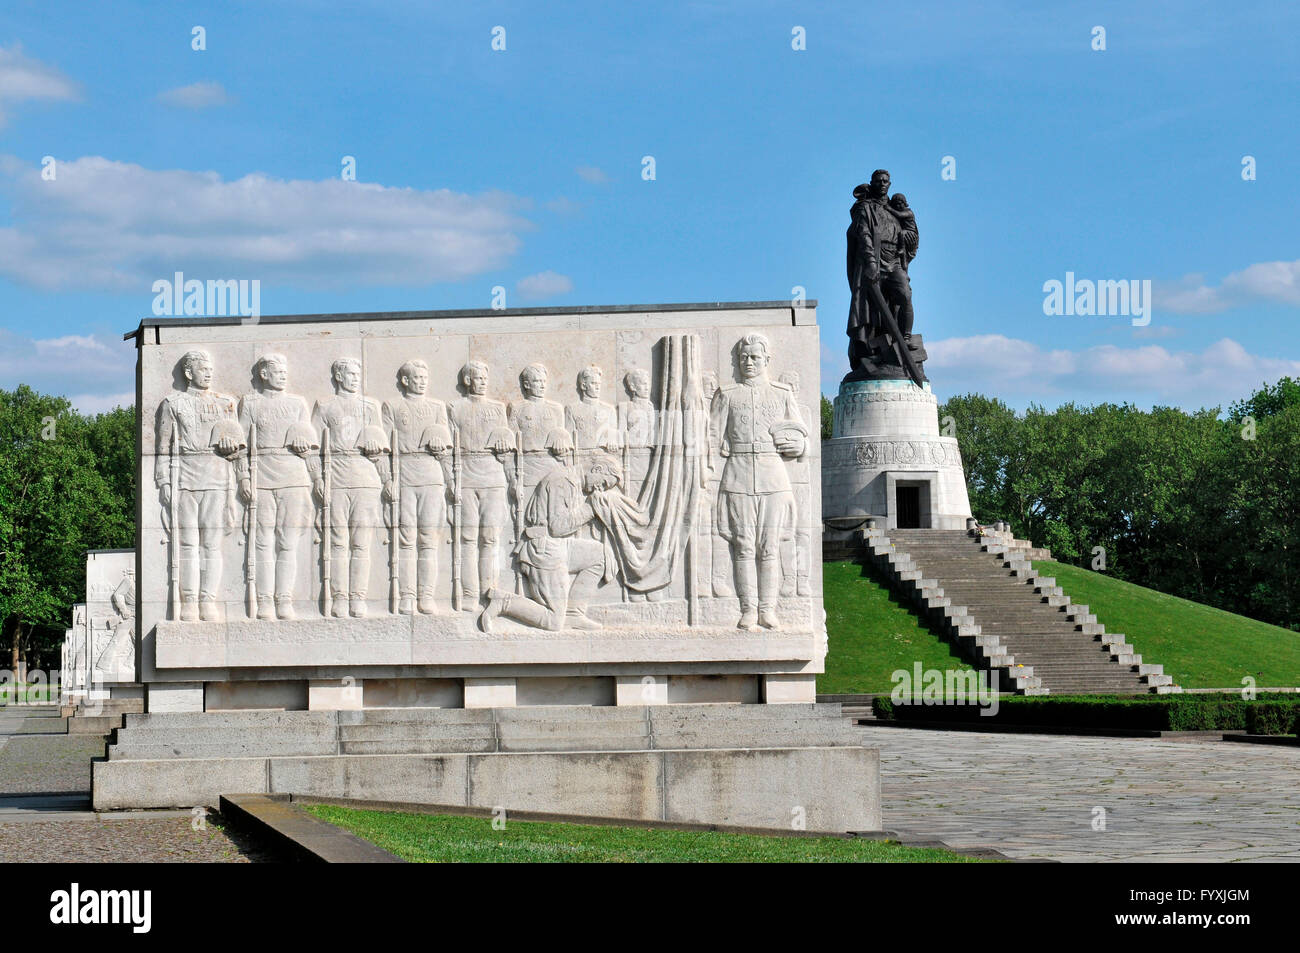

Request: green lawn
left=819, top=561, right=971, bottom=694
left=1037, top=560, right=1300, bottom=690
left=302, top=805, right=992, bottom=863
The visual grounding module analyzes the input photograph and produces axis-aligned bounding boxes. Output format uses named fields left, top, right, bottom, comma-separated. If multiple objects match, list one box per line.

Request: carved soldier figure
left=382, top=359, right=453, bottom=615
left=710, top=334, right=807, bottom=630
left=155, top=349, right=243, bottom=622
left=568, top=365, right=618, bottom=541
left=95, top=570, right=135, bottom=678
left=310, top=358, right=388, bottom=618
left=508, top=363, right=570, bottom=511
left=70, top=605, right=87, bottom=691
left=477, top=454, right=618, bottom=633
left=448, top=361, right=514, bottom=607
left=237, top=353, right=318, bottom=620
left=567, top=365, right=619, bottom=457
left=619, top=368, right=656, bottom=502
left=777, top=370, right=813, bottom=597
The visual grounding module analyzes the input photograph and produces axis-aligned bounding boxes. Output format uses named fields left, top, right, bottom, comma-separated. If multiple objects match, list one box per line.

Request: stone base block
left=762, top=674, right=818, bottom=704
left=68, top=715, right=121, bottom=735
left=93, top=745, right=880, bottom=833
left=147, top=682, right=204, bottom=713
left=464, top=678, right=516, bottom=709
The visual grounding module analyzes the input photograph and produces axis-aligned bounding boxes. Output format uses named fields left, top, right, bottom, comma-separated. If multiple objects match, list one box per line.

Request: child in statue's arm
left=889, top=193, right=919, bottom=269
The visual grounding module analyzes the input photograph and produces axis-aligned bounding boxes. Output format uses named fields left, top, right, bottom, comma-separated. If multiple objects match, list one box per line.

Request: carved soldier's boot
left=417, top=554, right=437, bottom=614
left=199, top=596, right=222, bottom=622
left=256, top=596, right=276, bottom=622
left=180, top=596, right=200, bottom=623
left=398, top=594, right=416, bottom=615
left=274, top=596, right=296, bottom=621
left=480, top=589, right=554, bottom=631
left=758, top=556, right=782, bottom=630
left=330, top=591, right=348, bottom=619
left=476, top=588, right=507, bottom=633
left=350, top=593, right=368, bottom=618
left=735, top=561, right=759, bottom=630
left=565, top=607, right=602, bottom=630
left=780, top=551, right=797, bottom=597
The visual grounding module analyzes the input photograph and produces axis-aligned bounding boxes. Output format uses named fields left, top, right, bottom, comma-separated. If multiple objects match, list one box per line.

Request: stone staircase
left=859, top=525, right=1178, bottom=696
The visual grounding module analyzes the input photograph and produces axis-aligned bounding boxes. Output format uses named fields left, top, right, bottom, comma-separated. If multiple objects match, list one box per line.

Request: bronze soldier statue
left=846, top=169, right=926, bottom=385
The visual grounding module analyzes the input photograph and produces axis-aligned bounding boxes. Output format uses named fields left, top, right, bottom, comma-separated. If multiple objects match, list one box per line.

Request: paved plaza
left=862, top=725, right=1300, bottom=862
left=1, top=707, right=1296, bottom=862
left=0, top=708, right=275, bottom=862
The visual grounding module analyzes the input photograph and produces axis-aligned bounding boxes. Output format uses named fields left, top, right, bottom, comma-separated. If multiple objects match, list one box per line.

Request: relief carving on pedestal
left=477, top=453, right=615, bottom=633
left=448, top=361, right=514, bottom=610
left=150, top=332, right=817, bottom=635
left=710, top=334, right=807, bottom=630
left=828, top=438, right=961, bottom=471
left=618, top=368, right=655, bottom=504
left=157, top=349, right=243, bottom=622
left=310, top=358, right=389, bottom=619
left=238, top=353, right=317, bottom=621
left=382, top=359, right=452, bottom=615
left=94, top=570, right=136, bottom=678
left=508, top=363, right=571, bottom=558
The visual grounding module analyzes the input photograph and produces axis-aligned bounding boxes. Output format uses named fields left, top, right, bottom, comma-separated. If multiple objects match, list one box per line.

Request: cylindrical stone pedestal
left=822, top=379, right=972, bottom=533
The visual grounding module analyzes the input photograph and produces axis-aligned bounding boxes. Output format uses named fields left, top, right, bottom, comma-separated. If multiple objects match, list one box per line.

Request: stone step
left=870, top=534, right=1176, bottom=697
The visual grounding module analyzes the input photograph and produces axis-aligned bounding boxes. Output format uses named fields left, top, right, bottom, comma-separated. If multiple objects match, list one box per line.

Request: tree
left=1228, top=376, right=1300, bottom=423
left=0, top=387, right=132, bottom=680
left=820, top=395, right=833, bottom=440
left=939, top=393, right=1019, bottom=524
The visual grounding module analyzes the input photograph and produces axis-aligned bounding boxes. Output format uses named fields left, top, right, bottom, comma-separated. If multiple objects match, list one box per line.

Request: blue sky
left=1, top=0, right=1297, bottom=412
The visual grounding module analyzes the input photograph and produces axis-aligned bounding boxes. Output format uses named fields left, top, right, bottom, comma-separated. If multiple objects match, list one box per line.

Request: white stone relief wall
left=136, top=307, right=825, bottom=690
left=60, top=551, right=136, bottom=703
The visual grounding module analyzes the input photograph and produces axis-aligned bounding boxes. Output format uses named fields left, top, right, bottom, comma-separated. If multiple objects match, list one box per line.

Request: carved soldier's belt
left=728, top=440, right=777, bottom=453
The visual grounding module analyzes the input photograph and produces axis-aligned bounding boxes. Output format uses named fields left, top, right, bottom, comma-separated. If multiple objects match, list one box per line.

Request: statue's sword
left=866, top=278, right=926, bottom=388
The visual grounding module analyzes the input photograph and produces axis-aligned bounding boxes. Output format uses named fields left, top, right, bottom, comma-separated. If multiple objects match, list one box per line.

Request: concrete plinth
left=822, top=379, right=972, bottom=533
left=93, top=703, right=881, bottom=832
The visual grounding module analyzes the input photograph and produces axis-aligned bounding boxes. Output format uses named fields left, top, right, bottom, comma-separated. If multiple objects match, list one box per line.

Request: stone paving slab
left=860, top=725, right=1300, bottom=863
left=0, top=734, right=105, bottom=794
left=0, top=814, right=280, bottom=862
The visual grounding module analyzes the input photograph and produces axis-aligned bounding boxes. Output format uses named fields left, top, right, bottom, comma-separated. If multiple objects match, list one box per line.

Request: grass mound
left=1038, top=560, right=1300, bottom=690
left=819, top=562, right=971, bottom=695
left=820, top=558, right=1300, bottom=694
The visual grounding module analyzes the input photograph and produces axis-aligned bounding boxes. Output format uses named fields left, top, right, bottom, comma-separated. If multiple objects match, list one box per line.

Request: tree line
left=0, top=387, right=134, bottom=676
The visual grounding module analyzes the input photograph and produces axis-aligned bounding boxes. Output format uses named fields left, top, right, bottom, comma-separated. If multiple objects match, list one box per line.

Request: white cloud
left=926, top=334, right=1300, bottom=408
left=544, top=196, right=584, bottom=215
left=515, top=270, right=573, bottom=301
left=0, top=44, right=79, bottom=127
left=0, top=329, right=134, bottom=413
left=0, top=155, right=533, bottom=291
left=157, top=81, right=232, bottom=109
left=69, top=391, right=134, bottom=415
left=1130, top=324, right=1181, bottom=340
left=1155, top=260, right=1300, bottom=314
left=576, top=166, right=609, bottom=184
